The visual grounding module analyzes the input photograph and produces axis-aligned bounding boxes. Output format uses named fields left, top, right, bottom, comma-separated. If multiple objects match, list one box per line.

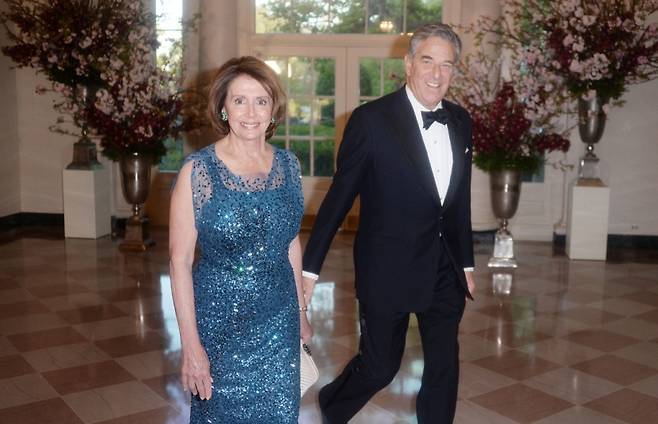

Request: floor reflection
left=0, top=231, right=656, bottom=423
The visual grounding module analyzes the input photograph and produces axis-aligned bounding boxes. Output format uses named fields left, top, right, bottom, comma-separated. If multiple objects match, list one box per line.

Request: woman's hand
left=300, top=312, right=313, bottom=343
left=181, top=343, right=213, bottom=400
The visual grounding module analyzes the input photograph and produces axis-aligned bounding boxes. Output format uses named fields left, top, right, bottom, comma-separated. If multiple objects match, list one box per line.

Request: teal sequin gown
left=184, top=145, right=303, bottom=423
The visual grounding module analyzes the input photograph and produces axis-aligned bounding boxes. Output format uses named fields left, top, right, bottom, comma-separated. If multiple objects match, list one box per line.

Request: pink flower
left=569, top=59, right=583, bottom=73
left=562, top=34, right=574, bottom=46
left=79, top=37, right=93, bottom=49
left=582, top=16, right=596, bottom=26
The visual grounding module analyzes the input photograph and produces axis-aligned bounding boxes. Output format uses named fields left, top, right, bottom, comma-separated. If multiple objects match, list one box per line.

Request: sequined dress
left=184, top=144, right=303, bottom=423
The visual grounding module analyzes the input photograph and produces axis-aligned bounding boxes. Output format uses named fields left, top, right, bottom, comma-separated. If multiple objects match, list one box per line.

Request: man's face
left=404, top=36, right=456, bottom=110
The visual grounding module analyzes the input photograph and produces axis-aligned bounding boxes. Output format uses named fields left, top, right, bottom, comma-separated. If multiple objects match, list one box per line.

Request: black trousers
left=319, top=254, right=466, bottom=424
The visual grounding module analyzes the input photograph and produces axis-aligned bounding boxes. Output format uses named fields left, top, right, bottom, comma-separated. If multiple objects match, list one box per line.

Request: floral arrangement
left=1, top=0, right=204, bottom=162
left=489, top=0, right=658, bottom=105
left=1, top=0, right=155, bottom=87
left=465, top=82, right=570, bottom=172
left=86, top=22, right=204, bottom=162
left=450, top=15, right=572, bottom=173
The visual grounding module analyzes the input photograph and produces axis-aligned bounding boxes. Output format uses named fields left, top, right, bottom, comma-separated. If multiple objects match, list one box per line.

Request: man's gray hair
left=408, top=23, right=462, bottom=62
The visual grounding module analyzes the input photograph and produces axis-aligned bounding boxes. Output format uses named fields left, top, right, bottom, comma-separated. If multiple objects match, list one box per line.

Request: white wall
left=0, top=28, right=20, bottom=217
left=3, top=0, right=658, bottom=238
left=597, top=80, right=658, bottom=236
left=15, top=70, right=73, bottom=214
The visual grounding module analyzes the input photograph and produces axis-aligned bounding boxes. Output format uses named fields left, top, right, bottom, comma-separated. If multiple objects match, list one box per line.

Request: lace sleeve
left=181, top=153, right=213, bottom=226
left=286, top=150, right=304, bottom=212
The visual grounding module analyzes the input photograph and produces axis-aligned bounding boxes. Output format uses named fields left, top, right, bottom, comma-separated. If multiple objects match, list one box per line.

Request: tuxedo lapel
left=385, top=88, right=442, bottom=208
left=441, top=101, right=466, bottom=210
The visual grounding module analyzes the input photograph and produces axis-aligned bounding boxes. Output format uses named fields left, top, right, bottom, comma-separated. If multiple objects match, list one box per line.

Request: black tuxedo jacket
left=303, top=87, right=474, bottom=311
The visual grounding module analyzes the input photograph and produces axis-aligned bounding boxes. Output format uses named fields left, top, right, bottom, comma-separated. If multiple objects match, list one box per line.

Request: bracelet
left=299, top=305, right=308, bottom=312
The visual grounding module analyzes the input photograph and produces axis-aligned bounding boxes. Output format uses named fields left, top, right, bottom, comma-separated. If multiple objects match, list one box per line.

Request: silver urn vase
left=488, top=169, right=521, bottom=268
left=577, top=95, right=606, bottom=183
left=119, top=152, right=155, bottom=251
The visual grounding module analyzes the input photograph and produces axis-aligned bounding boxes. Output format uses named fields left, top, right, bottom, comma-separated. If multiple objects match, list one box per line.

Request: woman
left=169, top=56, right=312, bottom=423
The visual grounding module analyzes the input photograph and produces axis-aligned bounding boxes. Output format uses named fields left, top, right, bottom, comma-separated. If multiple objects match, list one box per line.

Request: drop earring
left=271, top=117, right=276, bottom=124
left=220, top=110, right=228, bottom=121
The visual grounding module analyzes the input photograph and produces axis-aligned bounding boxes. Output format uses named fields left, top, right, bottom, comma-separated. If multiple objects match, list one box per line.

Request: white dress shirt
left=405, top=86, right=452, bottom=204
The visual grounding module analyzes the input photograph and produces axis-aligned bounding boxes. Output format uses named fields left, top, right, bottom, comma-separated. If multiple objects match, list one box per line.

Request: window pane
left=289, top=57, right=313, bottom=96
left=274, top=122, right=286, bottom=137
left=270, top=139, right=286, bottom=150
left=406, top=0, right=443, bottom=34
left=314, top=99, right=335, bottom=138
left=159, top=137, right=184, bottom=172
left=366, top=0, right=404, bottom=34
left=265, top=58, right=288, bottom=89
left=315, top=58, right=335, bottom=96
left=314, top=140, right=335, bottom=176
left=290, top=140, right=311, bottom=176
left=255, top=0, right=442, bottom=34
left=156, top=0, right=183, bottom=30
left=360, top=58, right=380, bottom=97
left=156, top=0, right=183, bottom=172
left=383, top=58, right=405, bottom=95
left=289, top=98, right=312, bottom=136
left=256, top=0, right=366, bottom=34
left=265, top=55, right=336, bottom=178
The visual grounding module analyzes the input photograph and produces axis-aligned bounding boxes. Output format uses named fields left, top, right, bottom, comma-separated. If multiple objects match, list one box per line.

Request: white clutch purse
left=300, top=340, right=319, bottom=396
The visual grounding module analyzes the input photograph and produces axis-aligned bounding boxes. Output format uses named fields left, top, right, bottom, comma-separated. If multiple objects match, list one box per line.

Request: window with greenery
left=359, top=57, right=405, bottom=104
left=256, top=0, right=442, bottom=34
left=265, top=57, right=336, bottom=177
left=156, top=0, right=184, bottom=172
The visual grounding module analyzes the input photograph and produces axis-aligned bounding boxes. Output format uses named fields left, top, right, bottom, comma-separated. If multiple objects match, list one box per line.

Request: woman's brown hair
left=208, top=56, right=286, bottom=140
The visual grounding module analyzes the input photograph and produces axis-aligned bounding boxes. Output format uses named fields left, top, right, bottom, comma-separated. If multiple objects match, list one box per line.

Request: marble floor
left=1, top=229, right=657, bottom=423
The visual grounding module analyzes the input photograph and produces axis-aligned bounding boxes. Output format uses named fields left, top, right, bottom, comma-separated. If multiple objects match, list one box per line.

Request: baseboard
left=473, top=230, right=495, bottom=244
left=553, top=233, right=658, bottom=250
left=0, top=212, right=64, bottom=230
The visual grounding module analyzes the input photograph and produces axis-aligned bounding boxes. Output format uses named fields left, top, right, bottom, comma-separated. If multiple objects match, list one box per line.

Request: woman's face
left=223, top=74, right=273, bottom=142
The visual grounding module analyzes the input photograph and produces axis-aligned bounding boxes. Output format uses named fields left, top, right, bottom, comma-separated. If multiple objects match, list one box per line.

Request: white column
left=566, top=182, right=610, bottom=260
left=447, top=0, right=501, bottom=231
left=198, top=0, right=238, bottom=72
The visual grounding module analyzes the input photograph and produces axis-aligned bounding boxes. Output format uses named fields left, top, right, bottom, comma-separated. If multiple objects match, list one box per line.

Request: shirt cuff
left=463, top=267, right=475, bottom=272
left=302, top=271, right=319, bottom=281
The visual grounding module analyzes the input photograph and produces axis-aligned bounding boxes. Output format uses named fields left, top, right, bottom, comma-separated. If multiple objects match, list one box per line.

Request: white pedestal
left=566, top=182, right=610, bottom=260
left=63, top=168, right=111, bottom=239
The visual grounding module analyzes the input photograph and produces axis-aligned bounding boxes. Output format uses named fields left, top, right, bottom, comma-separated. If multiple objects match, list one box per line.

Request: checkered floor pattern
left=0, top=231, right=657, bottom=423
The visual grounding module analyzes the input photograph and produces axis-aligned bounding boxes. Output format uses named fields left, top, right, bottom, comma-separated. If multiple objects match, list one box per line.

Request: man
left=302, top=23, right=476, bottom=423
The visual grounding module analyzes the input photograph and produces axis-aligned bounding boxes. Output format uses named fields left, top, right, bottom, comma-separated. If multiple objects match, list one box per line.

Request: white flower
left=582, top=16, right=596, bottom=26
left=563, top=34, right=575, bottom=46
left=110, top=58, right=124, bottom=70
left=79, top=37, right=92, bottom=49
left=569, top=59, right=583, bottom=73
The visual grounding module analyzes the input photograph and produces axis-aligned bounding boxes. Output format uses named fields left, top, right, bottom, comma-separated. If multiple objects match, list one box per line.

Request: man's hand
left=302, top=276, right=317, bottom=304
left=465, top=271, right=476, bottom=300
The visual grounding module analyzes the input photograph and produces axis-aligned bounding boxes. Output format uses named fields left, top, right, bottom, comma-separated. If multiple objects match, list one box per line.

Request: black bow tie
left=421, top=108, right=451, bottom=129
